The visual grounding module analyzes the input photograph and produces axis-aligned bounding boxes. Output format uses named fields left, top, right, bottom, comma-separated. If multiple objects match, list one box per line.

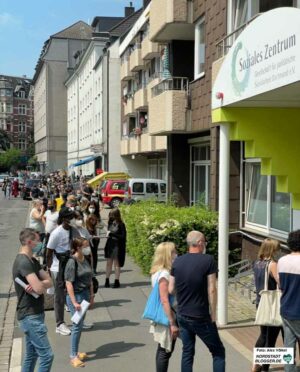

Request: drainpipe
left=106, top=48, right=110, bottom=171
left=217, top=123, right=230, bottom=326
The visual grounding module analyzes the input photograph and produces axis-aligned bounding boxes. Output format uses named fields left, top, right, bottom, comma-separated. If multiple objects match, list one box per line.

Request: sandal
left=251, top=365, right=262, bottom=372
left=70, top=357, right=85, bottom=368
left=77, top=352, right=88, bottom=361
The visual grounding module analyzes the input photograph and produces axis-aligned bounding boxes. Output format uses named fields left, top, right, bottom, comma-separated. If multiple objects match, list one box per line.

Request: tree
left=0, top=148, right=22, bottom=171
left=0, top=129, right=11, bottom=151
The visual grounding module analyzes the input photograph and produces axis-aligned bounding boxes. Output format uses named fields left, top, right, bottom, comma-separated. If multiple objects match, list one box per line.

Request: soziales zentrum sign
left=212, top=8, right=300, bottom=109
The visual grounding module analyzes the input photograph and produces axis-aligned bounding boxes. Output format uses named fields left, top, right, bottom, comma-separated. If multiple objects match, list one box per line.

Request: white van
left=124, top=178, right=167, bottom=203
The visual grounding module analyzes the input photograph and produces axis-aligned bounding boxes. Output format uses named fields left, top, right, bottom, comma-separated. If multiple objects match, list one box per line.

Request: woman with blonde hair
left=252, top=238, right=283, bottom=372
left=149, top=242, right=179, bottom=372
left=29, top=199, right=45, bottom=241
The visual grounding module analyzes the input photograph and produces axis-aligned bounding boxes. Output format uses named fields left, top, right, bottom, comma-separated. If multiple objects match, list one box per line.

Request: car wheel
left=110, top=198, right=122, bottom=208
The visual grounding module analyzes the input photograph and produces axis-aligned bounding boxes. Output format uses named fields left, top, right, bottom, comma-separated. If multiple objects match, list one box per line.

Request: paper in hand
left=15, top=277, right=40, bottom=299
left=71, top=300, right=90, bottom=324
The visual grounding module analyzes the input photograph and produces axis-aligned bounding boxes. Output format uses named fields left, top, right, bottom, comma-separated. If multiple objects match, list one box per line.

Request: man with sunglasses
left=169, top=230, right=225, bottom=372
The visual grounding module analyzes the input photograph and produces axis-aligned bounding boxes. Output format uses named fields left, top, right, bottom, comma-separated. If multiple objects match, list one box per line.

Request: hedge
left=120, top=201, right=220, bottom=275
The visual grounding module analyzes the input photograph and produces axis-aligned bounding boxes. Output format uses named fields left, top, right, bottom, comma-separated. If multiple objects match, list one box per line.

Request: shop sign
left=212, top=8, right=300, bottom=109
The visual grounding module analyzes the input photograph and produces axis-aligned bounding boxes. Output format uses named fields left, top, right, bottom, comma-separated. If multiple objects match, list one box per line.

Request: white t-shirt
left=47, top=225, right=72, bottom=272
left=151, top=269, right=170, bottom=288
left=44, top=210, right=59, bottom=234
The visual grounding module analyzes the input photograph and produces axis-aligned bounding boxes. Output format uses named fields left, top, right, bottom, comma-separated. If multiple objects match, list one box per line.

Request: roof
left=91, top=16, right=124, bottom=31
left=51, top=21, right=93, bottom=40
left=109, top=8, right=143, bottom=38
left=0, top=75, right=33, bottom=97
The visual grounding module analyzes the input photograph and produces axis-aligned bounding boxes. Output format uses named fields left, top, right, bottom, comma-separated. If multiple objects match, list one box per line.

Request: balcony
left=123, top=95, right=135, bottom=116
left=149, top=0, right=194, bottom=42
left=120, top=58, right=133, bottom=81
left=121, top=132, right=167, bottom=155
left=148, top=77, right=191, bottom=135
left=129, top=46, right=143, bottom=72
left=134, top=87, right=148, bottom=110
left=141, top=37, right=159, bottom=60
left=121, top=135, right=141, bottom=155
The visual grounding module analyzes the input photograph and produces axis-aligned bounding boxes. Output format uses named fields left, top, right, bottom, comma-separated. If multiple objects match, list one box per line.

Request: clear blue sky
left=0, top=0, right=143, bottom=79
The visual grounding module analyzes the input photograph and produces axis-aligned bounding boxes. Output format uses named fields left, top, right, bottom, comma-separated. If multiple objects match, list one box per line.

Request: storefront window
left=271, top=176, right=291, bottom=232
left=244, top=162, right=291, bottom=233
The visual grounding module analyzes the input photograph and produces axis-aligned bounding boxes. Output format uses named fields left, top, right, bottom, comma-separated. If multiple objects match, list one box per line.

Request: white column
left=217, top=123, right=230, bottom=326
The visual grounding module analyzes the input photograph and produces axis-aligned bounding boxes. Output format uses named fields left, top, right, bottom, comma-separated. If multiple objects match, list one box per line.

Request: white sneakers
left=56, top=323, right=71, bottom=336
left=82, top=322, right=94, bottom=330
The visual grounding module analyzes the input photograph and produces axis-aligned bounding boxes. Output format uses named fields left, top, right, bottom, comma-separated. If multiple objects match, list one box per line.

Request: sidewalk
left=13, top=242, right=254, bottom=371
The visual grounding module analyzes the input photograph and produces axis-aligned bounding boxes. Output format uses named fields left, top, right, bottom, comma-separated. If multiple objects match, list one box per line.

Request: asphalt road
left=0, top=193, right=29, bottom=318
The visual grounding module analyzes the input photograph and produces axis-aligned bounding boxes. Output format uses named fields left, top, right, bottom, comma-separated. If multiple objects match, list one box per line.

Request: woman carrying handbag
left=252, top=238, right=283, bottom=372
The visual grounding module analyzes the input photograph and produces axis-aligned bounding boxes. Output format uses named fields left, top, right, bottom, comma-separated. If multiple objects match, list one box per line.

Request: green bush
left=120, top=201, right=219, bottom=275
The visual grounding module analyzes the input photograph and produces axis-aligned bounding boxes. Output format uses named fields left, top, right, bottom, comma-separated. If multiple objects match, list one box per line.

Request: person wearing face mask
left=86, top=214, right=100, bottom=275
left=46, top=208, right=80, bottom=336
left=13, top=228, right=54, bottom=371
left=64, top=237, right=94, bottom=368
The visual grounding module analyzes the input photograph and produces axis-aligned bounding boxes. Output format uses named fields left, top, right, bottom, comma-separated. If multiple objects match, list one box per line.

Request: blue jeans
left=177, top=314, right=225, bottom=372
left=282, top=317, right=300, bottom=372
left=19, top=313, right=53, bottom=372
left=66, top=289, right=90, bottom=358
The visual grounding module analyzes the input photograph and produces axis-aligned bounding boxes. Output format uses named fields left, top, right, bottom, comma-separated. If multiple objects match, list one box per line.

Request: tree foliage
left=0, top=148, right=22, bottom=170
left=0, top=129, right=11, bottom=151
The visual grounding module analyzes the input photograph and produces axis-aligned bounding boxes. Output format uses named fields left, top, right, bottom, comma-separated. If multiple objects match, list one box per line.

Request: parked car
left=99, top=179, right=128, bottom=208
left=21, top=179, right=41, bottom=200
left=124, top=178, right=167, bottom=203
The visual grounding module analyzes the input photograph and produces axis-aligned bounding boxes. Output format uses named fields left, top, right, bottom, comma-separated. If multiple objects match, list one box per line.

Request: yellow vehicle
left=87, top=172, right=130, bottom=189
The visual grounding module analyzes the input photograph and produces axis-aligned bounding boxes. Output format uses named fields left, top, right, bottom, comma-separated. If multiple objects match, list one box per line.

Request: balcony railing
left=216, top=14, right=261, bottom=59
left=152, top=77, right=189, bottom=98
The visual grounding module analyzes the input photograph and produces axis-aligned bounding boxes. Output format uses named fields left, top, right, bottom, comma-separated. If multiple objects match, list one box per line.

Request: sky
left=0, top=0, right=143, bottom=79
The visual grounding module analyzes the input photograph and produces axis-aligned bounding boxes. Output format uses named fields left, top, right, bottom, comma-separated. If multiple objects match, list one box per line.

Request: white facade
left=66, top=40, right=106, bottom=175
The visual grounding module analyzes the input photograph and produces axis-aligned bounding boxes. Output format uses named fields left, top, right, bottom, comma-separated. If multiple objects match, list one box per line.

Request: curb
left=9, top=338, right=21, bottom=372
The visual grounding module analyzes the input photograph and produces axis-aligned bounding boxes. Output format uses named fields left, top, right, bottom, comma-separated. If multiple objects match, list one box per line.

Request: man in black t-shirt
left=170, top=230, right=225, bottom=372
left=12, top=228, right=54, bottom=371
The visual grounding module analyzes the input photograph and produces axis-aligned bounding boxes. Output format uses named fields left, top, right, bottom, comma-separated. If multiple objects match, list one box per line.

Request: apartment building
left=33, top=21, right=93, bottom=173
left=66, top=7, right=143, bottom=176
left=0, top=75, right=34, bottom=160
left=119, top=3, right=168, bottom=180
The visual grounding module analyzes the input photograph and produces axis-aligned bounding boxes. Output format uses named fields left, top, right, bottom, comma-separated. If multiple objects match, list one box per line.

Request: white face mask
left=82, top=246, right=91, bottom=256
left=89, top=208, right=95, bottom=214
left=69, top=207, right=75, bottom=211
left=75, top=220, right=83, bottom=227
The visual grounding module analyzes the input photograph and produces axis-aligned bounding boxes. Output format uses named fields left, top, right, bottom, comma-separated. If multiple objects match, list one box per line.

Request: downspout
left=217, top=123, right=230, bottom=326
left=106, top=49, right=110, bottom=171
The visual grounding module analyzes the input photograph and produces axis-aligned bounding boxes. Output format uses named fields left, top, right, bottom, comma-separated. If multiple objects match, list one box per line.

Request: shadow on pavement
left=87, top=341, right=145, bottom=360
left=90, top=319, right=140, bottom=331
left=92, top=298, right=131, bottom=309
left=123, top=281, right=150, bottom=287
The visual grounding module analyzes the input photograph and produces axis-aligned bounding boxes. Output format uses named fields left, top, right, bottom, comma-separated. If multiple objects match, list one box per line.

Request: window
left=229, top=0, right=294, bottom=33
left=194, top=17, right=206, bottom=79
left=18, top=139, right=26, bottom=150
left=244, top=162, right=291, bottom=233
left=6, top=104, right=12, bottom=113
left=111, top=182, right=126, bottom=191
left=18, top=104, right=26, bottom=115
left=0, top=103, right=5, bottom=112
left=146, top=183, right=159, bottom=194
left=19, top=122, right=26, bottom=132
left=190, top=142, right=211, bottom=206
left=160, top=183, right=166, bottom=193
left=132, top=182, right=144, bottom=193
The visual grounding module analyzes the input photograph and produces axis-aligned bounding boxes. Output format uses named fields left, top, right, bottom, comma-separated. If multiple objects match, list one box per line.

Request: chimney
left=143, top=0, right=151, bottom=8
left=125, top=2, right=135, bottom=18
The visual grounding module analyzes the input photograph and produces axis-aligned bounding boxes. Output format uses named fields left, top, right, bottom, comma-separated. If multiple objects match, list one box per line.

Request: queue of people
left=11, top=171, right=300, bottom=371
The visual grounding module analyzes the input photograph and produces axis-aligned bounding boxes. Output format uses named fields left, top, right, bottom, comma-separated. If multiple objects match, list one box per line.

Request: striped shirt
left=278, top=254, right=300, bottom=320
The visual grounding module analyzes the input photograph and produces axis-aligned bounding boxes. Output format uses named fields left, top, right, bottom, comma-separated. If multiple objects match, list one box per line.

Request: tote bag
left=142, top=273, right=173, bottom=327
left=254, top=262, right=282, bottom=327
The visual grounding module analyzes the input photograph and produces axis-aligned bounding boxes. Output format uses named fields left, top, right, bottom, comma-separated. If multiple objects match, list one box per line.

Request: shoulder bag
left=254, top=261, right=282, bottom=327
left=142, top=272, right=174, bottom=327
